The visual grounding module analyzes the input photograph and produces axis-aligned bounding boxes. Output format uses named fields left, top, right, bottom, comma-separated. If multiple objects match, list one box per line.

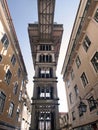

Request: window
left=76, top=55, right=81, bottom=68
left=94, top=8, right=98, bottom=22
left=39, top=68, right=53, bottom=78
left=11, top=54, right=16, bottom=65
left=38, top=112, right=51, bottom=130
left=74, top=85, right=79, bottom=97
left=71, top=69, right=74, bottom=80
left=16, top=108, right=20, bottom=122
left=1, top=33, right=9, bottom=49
left=69, top=93, right=73, bottom=104
left=17, top=68, right=21, bottom=78
left=0, top=91, right=6, bottom=113
left=46, top=45, right=51, bottom=50
left=39, top=55, right=42, bottom=62
left=72, top=111, right=76, bottom=120
left=21, top=80, right=25, bottom=87
left=19, top=91, right=22, bottom=101
left=91, top=52, right=98, bottom=73
left=13, top=82, right=18, bottom=95
left=81, top=72, right=88, bottom=87
left=88, top=96, right=96, bottom=111
left=40, top=44, right=51, bottom=51
left=8, top=102, right=14, bottom=117
left=39, top=54, right=52, bottom=63
left=0, top=54, right=2, bottom=62
left=40, top=45, right=45, bottom=50
left=40, top=88, right=45, bottom=98
left=66, top=79, right=70, bottom=88
left=46, top=88, right=51, bottom=98
left=5, top=69, right=12, bottom=85
left=37, top=87, right=53, bottom=99
left=83, top=35, right=91, bottom=52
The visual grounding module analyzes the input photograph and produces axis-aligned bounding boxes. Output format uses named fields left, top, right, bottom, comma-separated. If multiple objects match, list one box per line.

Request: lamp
left=78, top=96, right=98, bottom=113
left=78, top=101, right=87, bottom=113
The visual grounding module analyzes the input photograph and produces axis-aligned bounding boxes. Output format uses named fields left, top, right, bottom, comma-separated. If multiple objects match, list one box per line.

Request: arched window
left=40, top=45, right=43, bottom=50
left=46, top=45, right=48, bottom=50
left=49, top=45, right=51, bottom=50
left=40, top=44, right=51, bottom=51
left=43, top=55, right=45, bottom=62
left=40, top=88, right=45, bottom=98
left=49, top=55, right=52, bottom=62
left=39, top=54, right=52, bottom=63
left=46, top=68, right=50, bottom=78
left=38, top=68, right=53, bottom=78
left=46, top=55, right=49, bottom=62
left=50, top=68, right=53, bottom=78
left=38, top=68, right=41, bottom=78
left=39, top=55, right=42, bottom=62
left=37, top=86, right=54, bottom=99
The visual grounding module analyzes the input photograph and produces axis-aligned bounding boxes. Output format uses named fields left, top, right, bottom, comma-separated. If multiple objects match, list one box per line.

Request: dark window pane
left=81, top=72, right=88, bottom=87
left=94, top=9, right=98, bottom=22
left=1, top=33, right=9, bottom=49
left=5, top=69, right=12, bottom=85
left=0, top=55, right=2, bottom=62
left=0, top=91, right=6, bottom=113
left=11, top=54, right=16, bottom=65
left=76, top=55, right=81, bottom=68
left=91, top=52, right=98, bottom=73
left=83, top=35, right=91, bottom=52
left=8, top=102, right=14, bottom=117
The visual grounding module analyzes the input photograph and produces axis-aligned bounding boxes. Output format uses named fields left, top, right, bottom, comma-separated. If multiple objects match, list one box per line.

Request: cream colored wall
left=0, top=1, right=29, bottom=130
left=63, top=3, right=98, bottom=129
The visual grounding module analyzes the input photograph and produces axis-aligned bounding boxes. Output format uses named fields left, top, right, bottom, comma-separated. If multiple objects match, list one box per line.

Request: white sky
left=7, top=0, right=80, bottom=112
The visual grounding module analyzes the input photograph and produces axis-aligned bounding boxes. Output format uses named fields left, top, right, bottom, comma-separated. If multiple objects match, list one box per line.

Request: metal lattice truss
left=38, top=0, right=55, bottom=40
left=28, top=0, right=63, bottom=66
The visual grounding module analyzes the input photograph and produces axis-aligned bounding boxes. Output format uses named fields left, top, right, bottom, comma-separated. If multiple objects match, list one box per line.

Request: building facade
left=59, top=112, right=71, bottom=130
left=21, top=91, right=31, bottom=130
left=62, top=0, right=98, bottom=130
left=28, top=0, right=63, bottom=130
left=0, top=0, right=30, bottom=130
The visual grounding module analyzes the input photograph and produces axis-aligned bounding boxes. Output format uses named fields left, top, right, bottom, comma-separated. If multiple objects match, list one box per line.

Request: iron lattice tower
left=28, top=0, right=63, bottom=130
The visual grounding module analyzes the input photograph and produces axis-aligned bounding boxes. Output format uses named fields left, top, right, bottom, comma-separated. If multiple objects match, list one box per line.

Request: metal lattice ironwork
left=38, top=0, right=55, bottom=40
left=28, top=1, right=63, bottom=129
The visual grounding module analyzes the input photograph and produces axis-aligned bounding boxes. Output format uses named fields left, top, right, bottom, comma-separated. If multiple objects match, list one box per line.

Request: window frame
left=76, top=55, right=81, bottom=68
left=4, top=69, right=12, bottom=85
left=8, top=102, right=14, bottom=117
left=69, top=93, right=73, bottom=104
left=72, top=111, right=76, bottom=120
left=71, top=69, right=74, bottom=80
left=74, top=85, right=79, bottom=97
left=37, top=87, right=53, bottom=99
left=19, top=91, right=22, bottom=101
left=94, top=8, right=98, bottom=23
left=17, top=68, right=21, bottom=78
left=11, top=54, right=16, bottom=66
left=39, top=67, right=53, bottom=78
left=13, top=82, right=18, bottom=95
left=83, top=35, right=91, bottom=52
left=91, top=52, right=98, bottom=73
left=0, top=91, right=6, bottom=113
left=40, top=44, right=51, bottom=51
left=16, top=108, right=20, bottom=122
left=1, top=33, right=9, bottom=49
left=81, top=72, right=88, bottom=87
left=0, top=54, right=2, bottom=62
